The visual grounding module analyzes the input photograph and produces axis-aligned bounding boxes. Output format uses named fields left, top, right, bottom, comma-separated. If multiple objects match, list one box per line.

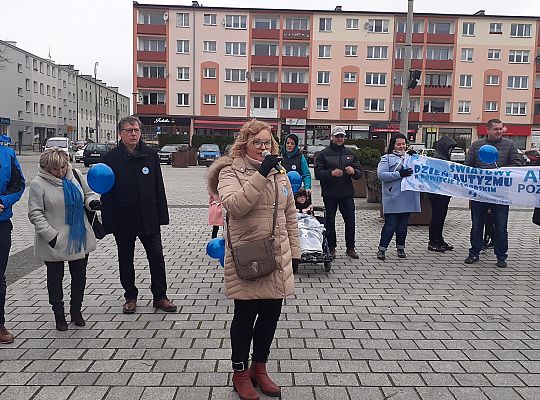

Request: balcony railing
left=392, top=84, right=421, bottom=96
left=425, top=59, right=453, bottom=70
left=423, top=112, right=450, bottom=122
left=392, top=111, right=420, bottom=121
left=136, top=104, right=166, bottom=115
left=137, top=24, right=166, bottom=35
left=252, top=28, right=280, bottom=40
left=137, top=77, right=166, bottom=88
left=426, top=33, right=455, bottom=44
left=423, top=85, right=452, bottom=96
left=250, top=82, right=279, bottom=92
left=281, top=83, right=309, bottom=93
left=281, top=56, right=309, bottom=67
left=395, top=32, right=425, bottom=43
left=394, top=59, right=423, bottom=69
left=282, top=30, right=310, bottom=40
left=534, top=114, right=540, bottom=124
left=137, top=50, right=167, bottom=62
left=280, top=109, right=307, bottom=118
left=251, top=55, right=279, bottom=66
left=535, top=88, right=540, bottom=98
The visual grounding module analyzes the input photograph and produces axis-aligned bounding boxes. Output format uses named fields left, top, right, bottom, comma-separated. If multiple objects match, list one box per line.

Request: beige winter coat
left=208, top=156, right=300, bottom=300
left=28, top=165, right=99, bottom=262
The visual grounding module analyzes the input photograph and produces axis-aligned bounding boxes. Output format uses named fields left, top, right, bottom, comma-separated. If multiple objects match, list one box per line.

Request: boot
left=54, top=313, right=68, bottom=331
left=232, top=370, right=259, bottom=400
left=250, top=362, right=281, bottom=397
left=70, top=309, right=86, bottom=327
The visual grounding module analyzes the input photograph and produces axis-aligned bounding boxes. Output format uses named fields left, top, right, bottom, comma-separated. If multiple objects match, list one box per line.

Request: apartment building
left=132, top=3, right=540, bottom=149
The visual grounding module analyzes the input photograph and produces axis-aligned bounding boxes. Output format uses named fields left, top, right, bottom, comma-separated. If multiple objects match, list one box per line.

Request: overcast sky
left=2, top=0, right=539, bottom=102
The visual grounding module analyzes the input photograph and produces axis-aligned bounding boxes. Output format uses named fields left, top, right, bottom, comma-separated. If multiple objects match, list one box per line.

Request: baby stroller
left=297, top=206, right=333, bottom=273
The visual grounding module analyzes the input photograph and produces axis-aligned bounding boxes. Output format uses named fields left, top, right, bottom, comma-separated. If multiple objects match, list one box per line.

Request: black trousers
left=211, top=225, right=220, bottom=239
left=322, top=196, right=356, bottom=249
left=114, top=231, right=168, bottom=301
left=428, top=194, right=451, bottom=245
left=230, top=299, right=283, bottom=370
left=0, top=220, right=12, bottom=325
left=45, top=255, right=88, bottom=314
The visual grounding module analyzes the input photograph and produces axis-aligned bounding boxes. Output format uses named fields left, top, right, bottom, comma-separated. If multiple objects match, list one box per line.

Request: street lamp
left=94, top=62, right=100, bottom=142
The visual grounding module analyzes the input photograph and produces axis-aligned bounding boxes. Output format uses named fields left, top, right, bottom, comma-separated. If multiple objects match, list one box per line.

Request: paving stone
left=33, top=386, right=74, bottom=400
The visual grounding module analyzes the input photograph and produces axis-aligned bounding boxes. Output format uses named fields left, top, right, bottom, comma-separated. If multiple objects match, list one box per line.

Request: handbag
left=73, top=170, right=106, bottom=240
left=533, top=208, right=540, bottom=226
left=225, top=177, right=279, bottom=281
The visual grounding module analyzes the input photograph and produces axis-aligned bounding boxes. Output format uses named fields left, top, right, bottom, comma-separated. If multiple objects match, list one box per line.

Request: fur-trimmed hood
left=207, top=156, right=234, bottom=195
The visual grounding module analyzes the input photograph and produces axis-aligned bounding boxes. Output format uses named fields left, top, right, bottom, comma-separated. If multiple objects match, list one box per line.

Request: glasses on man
left=251, top=139, right=272, bottom=149
left=122, top=128, right=141, bottom=134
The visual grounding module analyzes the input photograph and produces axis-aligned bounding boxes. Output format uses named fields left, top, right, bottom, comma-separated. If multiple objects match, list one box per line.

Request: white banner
left=401, top=155, right=540, bottom=207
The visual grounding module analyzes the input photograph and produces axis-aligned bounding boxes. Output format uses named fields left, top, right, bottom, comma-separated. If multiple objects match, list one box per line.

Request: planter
left=352, top=174, right=367, bottom=198
left=365, top=170, right=382, bottom=203
left=188, top=150, right=197, bottom=166
left=172, top=151, right=189, bottom=168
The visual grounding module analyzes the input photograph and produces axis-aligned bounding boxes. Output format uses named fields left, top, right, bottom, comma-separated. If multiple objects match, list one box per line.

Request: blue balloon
left=287, top=171, right=302, bottom=193
left=218, top=254, right=224, bottom=268
left=478, top=144, right=498, bottom=164
left=87, top=163, right=115, bottom=194
left=206, top=237, right=225, bottom=261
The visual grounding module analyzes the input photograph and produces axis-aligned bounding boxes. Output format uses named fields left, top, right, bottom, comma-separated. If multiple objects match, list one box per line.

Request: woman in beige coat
left=208, top=119, right=300, bottom=400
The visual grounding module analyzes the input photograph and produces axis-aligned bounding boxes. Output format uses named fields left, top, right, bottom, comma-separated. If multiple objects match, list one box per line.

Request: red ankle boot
left=232, top=369, right=259, bottom=400
left=250, top=362, right=281, bottom=397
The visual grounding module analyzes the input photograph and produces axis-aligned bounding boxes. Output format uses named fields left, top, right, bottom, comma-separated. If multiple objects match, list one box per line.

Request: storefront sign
left=154, top=117, right=176, bottom=124
left=371, top=121, right=417, bottom=134
left=285, top=118, right=307, bottom=126
left=0, top=117, right=10, bottom=125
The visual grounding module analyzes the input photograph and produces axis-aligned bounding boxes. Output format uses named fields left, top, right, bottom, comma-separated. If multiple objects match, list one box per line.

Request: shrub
left=355, top=147, right=381, bottom=166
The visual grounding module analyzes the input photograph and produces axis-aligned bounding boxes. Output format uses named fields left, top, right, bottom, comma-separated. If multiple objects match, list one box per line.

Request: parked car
left=450, top=147, right=466, bottom=163
left=524, top=149, right=540, bottom=165
left=74, top=146, right=85, bottom=163
left=418, top=148, right=436, bottom=157
left=83, top=143, right=115, bottom=167
left=197, top=143, right=221, bottom=166
left=304, top=145, right=326, bottom=165
left=44, top=137, right=73, bottom=161
left=73, top=139, right=90, bottom=151
left=223, top=144, right=233, bottom=157
left=158, top=145, right=182, bottom=164
left=517, top=149, right=531, bottom=165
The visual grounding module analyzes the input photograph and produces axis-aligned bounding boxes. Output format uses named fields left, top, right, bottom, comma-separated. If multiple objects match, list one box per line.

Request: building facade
left=132, top=3, right=540, bottom=149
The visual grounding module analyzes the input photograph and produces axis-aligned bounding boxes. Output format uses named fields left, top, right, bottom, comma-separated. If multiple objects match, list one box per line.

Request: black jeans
left=45, top=255, right=88, bottom=314
left=323, top=196, right=355, bottom=249
left=428, top=194, right=451, bottom=245
left=469, top=201, right=509, bottom=261
left=114, top=231, right=168, bottom=301
left=211, top=226, right=220, bottom=239
left=230, top=299, right=283, bottom=370
left=0, top=220, right=12, bottom=325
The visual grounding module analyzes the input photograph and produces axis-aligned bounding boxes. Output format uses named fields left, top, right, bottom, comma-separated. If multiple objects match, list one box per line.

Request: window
left=509, top=50, right=530, bottom=63
left=507, top=76, right=528, bottom=89
left=283, top=45, right=308, bottom=57
left=285, top=18, right=309, bottom=30
left=139, top=38, right=165, bottom=52
left=490, top=22, right=502, bottom=34
left=138, top=12, right=166, bottom=25
left=396, top=21, right=423, bottom=33
left=177, top=93, right=189, bottom=106
left=253, top=70, right=276, bottom=82
left=253, top=96, right=275, bottom=109
left=423, top=99, right=447, bottom=113
left=142, top=92, right=165, bottom=105
left=340, top=72, right=356, bottom=83
left=364, top=99, right=385, bottom=112
left=52, top=107, right=56, bottom=117
left=395, top=46, right=423, bottom=59
left=203, top=41, right=216, bottom=52
left=461, top=48, right=474, bottom=62
left=426, top=47, right=451, bottom=60
left=25, top=101, right=30, bottom=112
left=510, top=23, right=531, bottom=37
left=139, top=65, right=165, bottom=78
left=254, top=18, right=278, bottom=29
left=462, top=22, right=475, bottom=36
left=343, top=98, right=356, bottom=109
left=488, top=49, right=501, bottom=60
left=40, top=83, right=44, bottom=94
left=225, top=95, right=246, bottom=108
left=506, top=102, right=526, bottom=115
left=17, top=87, right=22, bottom=96
left=346, top=18, right=359, bottom=29
left=254, top=43, right=278, bottom=56
left=428, top=21, right=452, bottom=34
left=17, top=63, right=22, bottom=73
left=458, top=100, right=471, bottom=113
left=365, top=72, right=386, bottom=85
left=34, top=103, right=38, bottom=114
left=25, top=56, right=30, bottom=68
left=39, top=62, right=43, bottom=73
left=25, top=79, right=30, bottom=91
left=367, top=19, right=389, bottom=33
left=177, top=67, right=190, bottom=80
left=176, top=13, right=189, bottom=27
left=317, top=71, right=330, bottom=84
left=486, top=75, right=500, bottom=85
left=204, top=14, right=217, bottom=25
left=40, top=104, right=44, bottom=115
left=46, top=85, right=50, bottom=96
left=345, top=45, right=357, bottom=57
left=316, top=98, right=329, bottom=111
left=225, top=15, right=247, bottom=29
left=459, top=74, right=472, bottom=88
left=203, top=68, right=216, bottom=78
left=283, top=71, right=307, bottom=84
left=281, top=97, right=306, bottom=110
left=485, top=101, right=498, bottom=111
left=176, top=40, right=190, bottom=53
left=318, top=45, right=331, bottom=58
left=319, top=18, right=332, bottom=32
left=225, top=69, right=246, bottom=82
left=225, top=42, right=246, bottom=56
left=367, top=46, right=388, bottom=59
left=32, top=59, right=37, bottom=70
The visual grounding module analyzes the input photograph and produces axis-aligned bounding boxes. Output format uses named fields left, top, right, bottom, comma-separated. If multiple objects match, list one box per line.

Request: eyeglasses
left=122, top=128, right=140, bottom=134
left=251, top=139, right=272, bottom=149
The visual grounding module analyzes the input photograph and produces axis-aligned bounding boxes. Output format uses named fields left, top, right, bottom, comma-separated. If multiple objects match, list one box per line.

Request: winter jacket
left=0, top=145, right=25, bottom=221
left=314, top=142, right=362, bottom=198
left=207, top=156, right=300, bottom=300
left=280, top=134, right=312, bottom=190
left=434, top=136, right=457, bottom=161
left=465, top=137, right=521, bottom=169
left=28, top=165, right=98, bottom=262
left=378, top=153, right=421, bottom=214
left=101, top=141, right=169, bottom=236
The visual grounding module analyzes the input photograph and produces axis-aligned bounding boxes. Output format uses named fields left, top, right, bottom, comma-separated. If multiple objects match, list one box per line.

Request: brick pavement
left=0, top=156, right=538, bottom=400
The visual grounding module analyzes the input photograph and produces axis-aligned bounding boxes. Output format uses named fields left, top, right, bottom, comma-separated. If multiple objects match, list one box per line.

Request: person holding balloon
left=280, top=133, right=312, bottom=192
left=464, top=118, right=521, bottom=268
left=27, top=148, right=100, bottom=331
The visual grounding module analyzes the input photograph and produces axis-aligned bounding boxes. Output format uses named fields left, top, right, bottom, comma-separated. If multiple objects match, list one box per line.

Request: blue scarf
left=62, top=177, right=86, bottom=254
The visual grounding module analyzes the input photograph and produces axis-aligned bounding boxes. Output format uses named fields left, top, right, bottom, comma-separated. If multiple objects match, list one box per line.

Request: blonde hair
left=229, top=119, right=279, bottom=159
left=40, top=148, right=70, bottom=171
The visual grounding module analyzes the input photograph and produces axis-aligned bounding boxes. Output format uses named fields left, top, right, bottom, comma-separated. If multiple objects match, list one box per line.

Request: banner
left=401, top=155, right=540, bottom=207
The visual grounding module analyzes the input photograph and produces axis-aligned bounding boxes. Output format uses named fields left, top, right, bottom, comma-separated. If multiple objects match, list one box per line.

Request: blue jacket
left=0, top=145, right=25, bottom=221
left=280, top=134, right=312, bottom=190
left=377, top=153, right=420, bottom=215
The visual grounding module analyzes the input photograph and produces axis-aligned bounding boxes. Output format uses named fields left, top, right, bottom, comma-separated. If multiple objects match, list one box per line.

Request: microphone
left=262, top=150, right=286, bottom=174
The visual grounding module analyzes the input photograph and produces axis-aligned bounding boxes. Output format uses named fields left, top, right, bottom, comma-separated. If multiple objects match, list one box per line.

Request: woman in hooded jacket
left=28, top=148, right=100, bottom=331
left=280, top=133, right=312, bottom=192
left=207, top=119, right=300, bottom=400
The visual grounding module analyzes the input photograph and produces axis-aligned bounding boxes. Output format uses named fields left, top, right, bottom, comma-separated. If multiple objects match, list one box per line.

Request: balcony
left=423, top=112, right=450, bottom=122
left=426, top=33, right=455, bottom=44
left=250, top=108, right=278, bottom=119
left=535, top=88, right=540, bottom=98
left=136, top=104, right=166, bottom=115
left=537, top=62, right=540, bottom=72
left=424, top=85, right=452, bottom=96
left=394, top=59, right=423, bottom=69
left=250, top=82, right=278, bottom=92
left=251, top=55, right=279, bottom=66
left=252, top=28, right=280, bottom=40
left=282, top=30, right=310, bottom=40
left=281, top=56, right=309, bottom=67
left=281, top=83, right=309, bottom=93
left=391, top=111, right=420, bottom=122
left=137, top=50, right=167, bottom=62
left=280, top=109, right=308, bottom=118
left=534, top=114, right=540, bottom=125
left=137, top=77, right=166, bottom=89
left=137, top=24, right=166, bottom=35
left=425, top=59, right=454, bottom=70
left=392, top=84, right=421, bottom=96
left=395, top=32, right=425, bottom=43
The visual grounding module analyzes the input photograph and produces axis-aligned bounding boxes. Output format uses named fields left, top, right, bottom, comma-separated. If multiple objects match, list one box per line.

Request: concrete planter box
left=172, top=151, right=189, bottom=168
left=353, top=173, right=367, bottom=198
left=379, top=192, right=433, bottom=226
left=188, top=150, right=197, bottom=166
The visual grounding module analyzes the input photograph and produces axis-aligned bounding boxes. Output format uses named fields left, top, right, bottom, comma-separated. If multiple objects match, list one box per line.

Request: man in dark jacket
left=315, top=127, right=362, bottom=259
left=101, top=116, right=176, bottom=314
left=464, top=118, right=521, bottom=268
left=0, top=136, right=25, bottom=344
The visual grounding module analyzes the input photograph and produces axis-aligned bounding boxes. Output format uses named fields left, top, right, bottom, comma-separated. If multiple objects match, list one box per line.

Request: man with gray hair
left=101, top=116, right=176, bottom=314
